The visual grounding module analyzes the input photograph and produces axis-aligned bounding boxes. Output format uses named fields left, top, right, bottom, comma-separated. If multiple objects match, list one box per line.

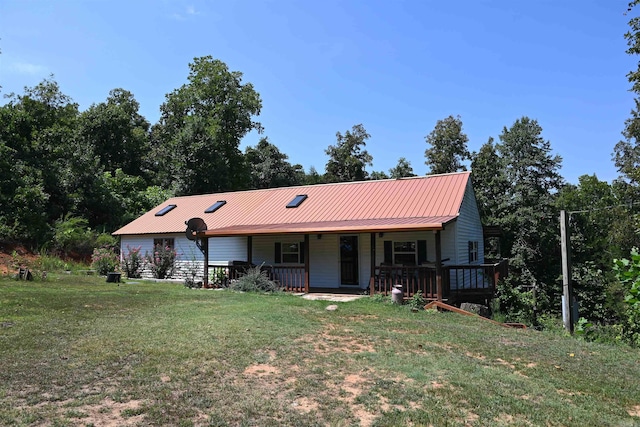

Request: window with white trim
left=154, top=238, right=175, bottom=250
left=393, top=241, right=416, bottom=265
left=468, top=241, right=478, bottom=263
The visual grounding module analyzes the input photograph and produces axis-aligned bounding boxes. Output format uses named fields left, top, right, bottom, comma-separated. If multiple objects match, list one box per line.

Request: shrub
left=91, top=247, right=119, bottom=276
left=407, top=291, right=426, bottom=311
left=145, top=244, right=177, bottom=279
left=231, top=264, right=279, bottom=292
left=614, top=248, right=640, bottom=347
left=52, top=215, right=95, bottom=258
left=492, top=278, right=536, bottom=324
left=96, top=233, right=119, bottom=252
left=121, top=245, right=143, bottom=278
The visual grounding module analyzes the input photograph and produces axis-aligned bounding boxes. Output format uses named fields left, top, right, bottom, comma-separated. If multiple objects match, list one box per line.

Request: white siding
left=455, top=182, right=485, bottom=265
left=120, top=234, right=247, bottom=281
left=449, top=182, right=486, bottom=289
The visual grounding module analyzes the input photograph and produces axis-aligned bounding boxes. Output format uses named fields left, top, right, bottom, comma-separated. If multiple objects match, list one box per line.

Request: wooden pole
left=203, top=237, right=209, bottom=287
left=560, top=210, right=574, bottom=333
left=304, top=234, right=310, bottom=293
left=435, top=230, right=443, bottom=301
left=247, top=236, right=253, bottom=265
left=370, top=232, right=376, bottom=296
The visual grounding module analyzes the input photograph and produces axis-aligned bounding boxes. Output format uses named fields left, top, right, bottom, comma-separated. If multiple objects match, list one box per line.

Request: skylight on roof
left=205, top=200, right=226, bottom=214
left=155, top=204, right=177, bottom=216
left=286, top=194, right=308, bottom=208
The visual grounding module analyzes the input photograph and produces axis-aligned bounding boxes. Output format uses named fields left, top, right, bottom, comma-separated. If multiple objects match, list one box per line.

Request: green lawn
left=1, top=275, right=639, bottom=426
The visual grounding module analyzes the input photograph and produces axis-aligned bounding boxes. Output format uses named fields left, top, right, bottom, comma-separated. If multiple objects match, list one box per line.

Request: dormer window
left=286, top=194, right=308, bottom=208
left=155, top=204, right=177, bottom=216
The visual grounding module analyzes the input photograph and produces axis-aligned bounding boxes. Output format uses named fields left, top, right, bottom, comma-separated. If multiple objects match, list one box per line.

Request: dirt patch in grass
left=296, top=331, right=376, bottom=354
left=628, top=405, right=640, bottom=417
left=62, top=397, right=144, bottom=426
left=243, top=364, right=281, bottom=377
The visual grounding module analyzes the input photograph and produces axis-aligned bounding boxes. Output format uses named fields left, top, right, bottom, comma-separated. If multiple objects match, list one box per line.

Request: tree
left=0, top=78, right=80, bottom=244
left=470, top=137, right=509, bottom=224
left=77, top=89, right=150, bottom=177
left=153, top=56, right=262, bottom=195
left=369, top=171, right=389, bottom=180
left=324, top=124, right=373, bottom=182
left=389, top=157, right=416, bottom=179
left=303, top=166, right=325, bottom=185
left=496, top=117, right=564, bottom=309
left=245, top=137, right=303, bottom=189
left=424, top=115, right=470, bottom=174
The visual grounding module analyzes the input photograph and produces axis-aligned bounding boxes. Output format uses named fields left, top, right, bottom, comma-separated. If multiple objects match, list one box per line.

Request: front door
left=340, top=235, right=359, bottom=285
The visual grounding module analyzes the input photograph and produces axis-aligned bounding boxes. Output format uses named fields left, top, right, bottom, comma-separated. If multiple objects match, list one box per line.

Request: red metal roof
left=113, top=172, right=471, bottom=236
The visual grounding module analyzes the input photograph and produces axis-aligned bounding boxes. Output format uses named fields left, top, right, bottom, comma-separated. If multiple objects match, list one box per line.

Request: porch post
left=247, top=236, right=253, bottom=265
left=369, top=232, right=376, bottom=296
left=304, top=234, right=310, bottom=293
left=203, top=237, right=209, bottom=287
left=435, top=230, right=443, bottom=301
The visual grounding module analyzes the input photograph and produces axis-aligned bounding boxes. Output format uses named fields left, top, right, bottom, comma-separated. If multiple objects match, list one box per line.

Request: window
left=274, top=241, right=305, bottom=264
left=393, top=241, right=416, bottom=265
left=468, top=241, right=478, bottom=263
left=155, top=204, right=177, bottom=216
left=282, top=242, right=300, bottom=263
left=154, top=238, right=175, bottom=250
left=286, top=194, right=308, bottom=208
left=205, top=200, right=226, bottom=214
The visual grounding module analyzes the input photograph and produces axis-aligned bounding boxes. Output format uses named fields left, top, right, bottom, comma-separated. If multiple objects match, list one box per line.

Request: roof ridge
left=166, top=171, right=471, bottom=200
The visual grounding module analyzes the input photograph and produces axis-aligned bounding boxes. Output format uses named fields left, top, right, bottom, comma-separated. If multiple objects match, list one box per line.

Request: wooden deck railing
left=207, top=263, right=305, bottom=292
left=373, top=265, right=442, bottom=300
left=372, top=259, right=509, bottom=301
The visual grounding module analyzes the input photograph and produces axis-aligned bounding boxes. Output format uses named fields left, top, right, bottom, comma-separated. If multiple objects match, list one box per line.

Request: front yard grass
left=1, top=275, right=639, bottom=426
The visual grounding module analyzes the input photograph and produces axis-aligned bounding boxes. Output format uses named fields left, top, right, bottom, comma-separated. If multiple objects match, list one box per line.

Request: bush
left=91, top=247, right=119, bottom=276
left=121, top=245, right=143, bottom=278
left=407, top=291, right=426, bottom=311
left=231, top=264, right=279, bottom=292
left=492, top=278, right=536, bottom=325
left=614, top=248, right=640, bottom=347
left=52, top=215, right=95, bottom=258
left=145, top=244, right=177, bottom=279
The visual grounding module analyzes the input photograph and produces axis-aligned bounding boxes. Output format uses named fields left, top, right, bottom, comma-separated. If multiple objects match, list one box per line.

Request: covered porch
left=195, top=219, right=506, bottom=302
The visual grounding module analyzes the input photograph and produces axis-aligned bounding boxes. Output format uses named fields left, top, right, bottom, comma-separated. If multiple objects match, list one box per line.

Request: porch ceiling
left=199, top=216, right=457, bottom=237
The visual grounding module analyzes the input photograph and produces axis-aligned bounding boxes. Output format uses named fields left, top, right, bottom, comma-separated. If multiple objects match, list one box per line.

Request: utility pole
left=560, top=210, right=574, bottom=333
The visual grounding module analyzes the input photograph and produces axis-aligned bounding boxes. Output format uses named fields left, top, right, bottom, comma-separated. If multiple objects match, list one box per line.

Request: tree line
left=3, top=3, right=640, bottom=335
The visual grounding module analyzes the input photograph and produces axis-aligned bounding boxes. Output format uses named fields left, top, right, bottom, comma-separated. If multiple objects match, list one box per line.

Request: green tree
left=77, top=88, right=150, bottom=177
left=303, top=166, right=325, bottom=185
left=424, top=115, right=470, bottom=175
left=153, top=56, right=262, bottom=195
left=470, top=137, right=509, bottom=224
left=0, top=78, right=80, bottom=244
left=245, top=137, right=303, bottom=188
left=324, top=124, right=373, bottom=182
left=496, top=117, right=564, bottom=310
left=369, top=171, right=389, bottom=180
left=389, top=157, right=416, bottom=179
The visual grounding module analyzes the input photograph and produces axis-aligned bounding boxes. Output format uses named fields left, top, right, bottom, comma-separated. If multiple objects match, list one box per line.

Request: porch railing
left=373, top=265, right=443, bottom=300
left=372, top=259, right=509, bottom=300
left=207, top=263, right=305, bottom=292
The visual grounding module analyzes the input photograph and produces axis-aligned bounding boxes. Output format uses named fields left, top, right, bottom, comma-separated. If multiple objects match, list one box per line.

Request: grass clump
left=230, top=264, right=279, bottom=292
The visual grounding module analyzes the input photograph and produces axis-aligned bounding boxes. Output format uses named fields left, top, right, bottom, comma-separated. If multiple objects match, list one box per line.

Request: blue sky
left=0, top=0, right=636, bottom=184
